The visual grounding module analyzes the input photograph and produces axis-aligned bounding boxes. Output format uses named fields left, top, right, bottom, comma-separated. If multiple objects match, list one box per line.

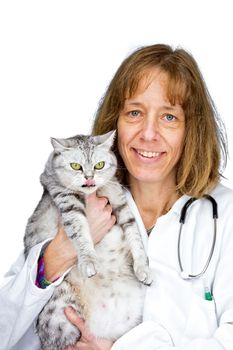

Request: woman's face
left=117, top=68, right=185, bottom=187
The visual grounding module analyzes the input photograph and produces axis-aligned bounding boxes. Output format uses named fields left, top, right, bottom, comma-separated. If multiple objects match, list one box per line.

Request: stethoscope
left=178, top=195, right=218, bottom=280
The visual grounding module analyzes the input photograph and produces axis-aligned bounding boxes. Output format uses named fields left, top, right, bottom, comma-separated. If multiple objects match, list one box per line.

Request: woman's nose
left=140, top=116, right=160, bottom=141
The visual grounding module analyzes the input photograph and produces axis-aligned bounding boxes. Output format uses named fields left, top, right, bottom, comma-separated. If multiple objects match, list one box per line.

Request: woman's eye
left=70, top=163, right=82, bottom=171
left=94, top=161, right=105, bottom=170
left=164, top=114, right=176, bottom=122
left=129, top=110, right=141, bottom=117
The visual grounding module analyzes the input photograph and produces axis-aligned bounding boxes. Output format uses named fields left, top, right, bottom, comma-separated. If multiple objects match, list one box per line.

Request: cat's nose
left=84, top=174, right=93, bottom=180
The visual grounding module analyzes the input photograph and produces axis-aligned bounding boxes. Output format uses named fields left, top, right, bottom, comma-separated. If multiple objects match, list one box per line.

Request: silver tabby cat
left=24, top=130, right=152, bottom=350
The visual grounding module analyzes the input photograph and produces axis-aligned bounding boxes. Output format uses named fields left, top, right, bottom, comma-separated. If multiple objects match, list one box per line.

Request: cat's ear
left=94, top=130, right=116, bottom=149
left=50, top=137, right=69, bottom=154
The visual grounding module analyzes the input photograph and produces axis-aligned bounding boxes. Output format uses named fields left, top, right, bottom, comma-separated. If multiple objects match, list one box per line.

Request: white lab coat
left=1, top=183, right=233, bottom=350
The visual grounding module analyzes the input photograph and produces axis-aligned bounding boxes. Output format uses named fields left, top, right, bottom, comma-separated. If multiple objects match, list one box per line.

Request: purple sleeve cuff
left=35, top=251, right=60, bottom=289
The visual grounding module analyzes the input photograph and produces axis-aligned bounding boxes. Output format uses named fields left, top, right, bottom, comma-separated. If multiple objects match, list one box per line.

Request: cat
left=24, top=130, right=152, bottom=350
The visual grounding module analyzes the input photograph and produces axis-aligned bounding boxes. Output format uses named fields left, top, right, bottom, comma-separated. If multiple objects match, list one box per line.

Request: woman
left=1, top=44, right=232, bottom=350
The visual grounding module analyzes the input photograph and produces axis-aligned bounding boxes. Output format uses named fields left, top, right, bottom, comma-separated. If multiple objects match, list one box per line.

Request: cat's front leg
left=100, top=184, right=152, bottom=285
left=120, top=217, right=152, bottom=285
left=50, top=190, right=98, bottom=278
left=62, top=210, right=99, bottom=278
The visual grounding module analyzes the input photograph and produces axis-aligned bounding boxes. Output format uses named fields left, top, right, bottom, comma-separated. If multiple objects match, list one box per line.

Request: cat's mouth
left=82, top=178, right=96, bottom=188
left=80, top=183, right=97, bottom=194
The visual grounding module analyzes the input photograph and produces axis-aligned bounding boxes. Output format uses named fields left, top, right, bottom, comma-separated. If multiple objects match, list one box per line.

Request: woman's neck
left=129, top=179, right=179, bottom=229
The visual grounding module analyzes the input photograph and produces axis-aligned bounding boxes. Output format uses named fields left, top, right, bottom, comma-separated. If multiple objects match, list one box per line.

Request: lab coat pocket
left=184, top=292, right=217, bottom=339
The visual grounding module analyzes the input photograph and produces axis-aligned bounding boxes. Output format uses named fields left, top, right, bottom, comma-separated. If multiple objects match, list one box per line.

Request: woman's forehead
left=126, top=67, right=186, bottom=106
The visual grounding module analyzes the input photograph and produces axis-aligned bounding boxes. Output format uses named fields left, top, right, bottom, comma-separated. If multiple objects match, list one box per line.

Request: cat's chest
left=95, top=225, right=130, bottom=267
left=97, top=223, right=124, bottom=243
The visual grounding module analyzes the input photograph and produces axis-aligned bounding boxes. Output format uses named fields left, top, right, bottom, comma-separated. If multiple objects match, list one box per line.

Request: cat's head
left=49, top=130, right=117, bottom=194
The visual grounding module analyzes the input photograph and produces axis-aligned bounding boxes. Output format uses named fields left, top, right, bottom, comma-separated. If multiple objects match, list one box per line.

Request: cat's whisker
left=104, top=180, right=126, bottom=191
left=62, top=174, right=83, bottom=196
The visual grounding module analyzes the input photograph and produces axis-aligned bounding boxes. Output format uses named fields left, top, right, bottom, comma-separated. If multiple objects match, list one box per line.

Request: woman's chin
left=129, top=172, right=161, bottom=184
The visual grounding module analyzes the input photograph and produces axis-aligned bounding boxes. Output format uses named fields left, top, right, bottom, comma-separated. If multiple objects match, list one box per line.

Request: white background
left=0, top=0, right=233, bottom=282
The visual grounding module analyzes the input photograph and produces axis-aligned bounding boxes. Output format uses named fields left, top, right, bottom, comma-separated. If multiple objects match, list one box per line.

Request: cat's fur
left=24, top=130, right=152, bottom=350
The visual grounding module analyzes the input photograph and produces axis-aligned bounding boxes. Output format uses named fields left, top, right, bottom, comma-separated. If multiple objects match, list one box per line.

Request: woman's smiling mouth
left=135, top=149, right=164, bottom=158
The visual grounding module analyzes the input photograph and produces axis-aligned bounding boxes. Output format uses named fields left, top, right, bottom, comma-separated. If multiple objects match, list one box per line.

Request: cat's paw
left=79, top=256, right=99, bottom=278
left=134, top=263, right=153, bottom=286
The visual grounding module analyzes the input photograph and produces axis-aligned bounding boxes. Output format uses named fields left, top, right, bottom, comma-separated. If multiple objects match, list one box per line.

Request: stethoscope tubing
left=178, top=195, right=218, bottom=280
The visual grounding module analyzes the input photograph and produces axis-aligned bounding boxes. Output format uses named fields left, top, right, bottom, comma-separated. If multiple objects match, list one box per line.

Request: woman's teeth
left=137, top=150, right=162, bottom=158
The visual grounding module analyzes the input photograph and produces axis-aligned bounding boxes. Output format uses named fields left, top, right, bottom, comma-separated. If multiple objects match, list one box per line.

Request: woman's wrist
left=43, top=245, right=75, bottom=282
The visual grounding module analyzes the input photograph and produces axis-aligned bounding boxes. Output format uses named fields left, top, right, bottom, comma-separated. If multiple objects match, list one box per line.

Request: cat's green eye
left=94, top=161, right=105, bottom=170
left=70, top=163, right=82, bottom=171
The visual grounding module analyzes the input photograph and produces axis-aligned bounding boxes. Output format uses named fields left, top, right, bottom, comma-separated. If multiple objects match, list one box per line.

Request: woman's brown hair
left=92, top=44, right=228, bottom=197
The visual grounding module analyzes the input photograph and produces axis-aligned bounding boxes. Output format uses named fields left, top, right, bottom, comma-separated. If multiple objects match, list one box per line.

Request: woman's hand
left=85, top=191, right=116, bottom=244
left=43, top=191, right=116, bottom=282
left=64, top=307, right=113, bottom=350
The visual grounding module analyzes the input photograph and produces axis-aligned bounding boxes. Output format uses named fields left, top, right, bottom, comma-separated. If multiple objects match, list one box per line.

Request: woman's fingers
left=64, top=307, right=93, bottom=339
left=86, top=191, right=108, bottom=209
left=65, top=307, right=85, bottom=330
left=85, top=192, right=116, bottom=244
